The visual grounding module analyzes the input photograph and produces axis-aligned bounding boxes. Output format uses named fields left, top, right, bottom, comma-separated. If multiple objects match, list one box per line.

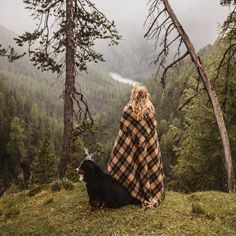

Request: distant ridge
left=0, top=24, right=17, bottom=46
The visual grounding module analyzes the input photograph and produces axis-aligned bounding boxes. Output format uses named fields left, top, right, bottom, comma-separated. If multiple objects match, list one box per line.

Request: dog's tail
left=84, top=147, right=94, bottom=160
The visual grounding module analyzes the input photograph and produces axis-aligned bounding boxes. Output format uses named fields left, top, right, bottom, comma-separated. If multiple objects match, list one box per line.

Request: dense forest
left=0, top=26, right=236, bottom=195
left=0, top=24, right=132, bottom=195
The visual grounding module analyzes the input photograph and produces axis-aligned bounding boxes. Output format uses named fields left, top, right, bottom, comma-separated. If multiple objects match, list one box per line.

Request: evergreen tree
left=66, top=135, right=85, bottom=182
left=170, top=42, right=236, bottom=192
left=0, top=73, right=64, bottom=194
left=31, top=136, right=57, bottom=184
left=14, top=0, right=120, bottom=178
left=6, top=117, right=26, bottom=181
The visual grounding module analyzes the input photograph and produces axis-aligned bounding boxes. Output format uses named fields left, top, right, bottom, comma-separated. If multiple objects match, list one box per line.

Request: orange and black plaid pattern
left=107, top=108, right=164, bottom=206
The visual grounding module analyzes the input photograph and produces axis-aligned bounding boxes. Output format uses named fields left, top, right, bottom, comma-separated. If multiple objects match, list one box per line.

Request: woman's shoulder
left=123, top=104, right=132, bottom=112
left=144, top=111, right=157, bottom=127
left=123, top=104, right=134, bottom=117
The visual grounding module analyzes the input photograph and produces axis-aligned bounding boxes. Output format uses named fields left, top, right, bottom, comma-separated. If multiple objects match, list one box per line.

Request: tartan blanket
left=107, top=107, right=164, bottom=206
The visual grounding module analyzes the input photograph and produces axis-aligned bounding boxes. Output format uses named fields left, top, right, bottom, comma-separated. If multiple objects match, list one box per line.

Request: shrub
left=4, top=207, right=20, bottom=220
left=50, top=179, right=74, bottom=192
left=51, top=180, right=63, bottom=192
left=28, top=185, right=43, bottom=197
left=192, top=202, right=205, bottom=214
left=4, top=184, right=21, bottom=195
left=61, top=179, right=74, bottom=190
left=44, top=197, right=53, bottom=205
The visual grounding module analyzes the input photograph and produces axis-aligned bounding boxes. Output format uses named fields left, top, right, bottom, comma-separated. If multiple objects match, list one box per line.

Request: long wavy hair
left=124, top=85, right=155, bottom=120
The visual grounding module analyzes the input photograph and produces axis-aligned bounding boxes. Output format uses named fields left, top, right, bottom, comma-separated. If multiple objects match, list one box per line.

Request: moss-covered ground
left=0, top=183, right=235, bottom=236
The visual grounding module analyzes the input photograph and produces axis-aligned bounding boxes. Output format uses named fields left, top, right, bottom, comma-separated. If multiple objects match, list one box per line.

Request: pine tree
left=14, top=0, right=120, bottom=178
left=170, top=42, right=236, bottom=192
left=6, top=117, right=26, bottom=181
left=31, top=137, right=57, bottom=184
left=65, top=135, right=85, bottom=182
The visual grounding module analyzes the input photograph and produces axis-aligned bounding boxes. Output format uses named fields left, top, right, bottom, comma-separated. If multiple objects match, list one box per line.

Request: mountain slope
left=0, top=24, right=130, bottom=117
left=0, top=183, right=235, bottom=235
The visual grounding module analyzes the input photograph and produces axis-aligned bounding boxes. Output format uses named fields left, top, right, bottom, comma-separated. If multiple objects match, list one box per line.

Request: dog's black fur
left=77, top=160, right=140, bottom=209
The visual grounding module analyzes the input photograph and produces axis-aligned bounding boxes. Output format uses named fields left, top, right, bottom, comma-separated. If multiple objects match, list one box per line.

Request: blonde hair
left=125, top=85, right=155, bottom=120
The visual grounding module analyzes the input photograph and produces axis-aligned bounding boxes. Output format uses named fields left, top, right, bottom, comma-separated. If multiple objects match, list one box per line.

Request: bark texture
left=57, top=0, right=75, bottom=178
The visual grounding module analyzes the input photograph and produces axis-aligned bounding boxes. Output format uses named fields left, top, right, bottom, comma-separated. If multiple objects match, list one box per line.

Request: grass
left=0, top=183, right=235, bottom=236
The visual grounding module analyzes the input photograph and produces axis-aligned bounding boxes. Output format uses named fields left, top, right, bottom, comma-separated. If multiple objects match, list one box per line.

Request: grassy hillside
left=0, top=183, right=235, bottom=236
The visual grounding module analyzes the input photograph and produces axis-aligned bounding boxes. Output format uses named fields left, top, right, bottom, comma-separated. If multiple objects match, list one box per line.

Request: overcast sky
left=0, top=0, right=230, bottom=49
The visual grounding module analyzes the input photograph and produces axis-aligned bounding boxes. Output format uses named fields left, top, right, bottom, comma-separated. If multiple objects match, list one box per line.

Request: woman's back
left=107, top=86, right=164, bottom=208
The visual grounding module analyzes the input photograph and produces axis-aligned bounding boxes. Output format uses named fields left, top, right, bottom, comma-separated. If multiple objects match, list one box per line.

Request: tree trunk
left=57, top=0, right=75, bottom=178
left=162, top=0, right=236, bottom=192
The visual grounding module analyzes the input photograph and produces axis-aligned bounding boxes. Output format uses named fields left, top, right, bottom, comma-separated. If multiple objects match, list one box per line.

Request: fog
left=0, top=0, right=229, bottom=49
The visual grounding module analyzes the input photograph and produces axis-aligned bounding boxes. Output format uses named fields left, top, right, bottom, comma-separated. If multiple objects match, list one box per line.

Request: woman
left=107, top=85, right=164, bottom=208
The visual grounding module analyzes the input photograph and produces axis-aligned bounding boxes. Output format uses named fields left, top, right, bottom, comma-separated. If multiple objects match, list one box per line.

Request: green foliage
left=0, top=76, right=62, bottom=195
left=160, top=117, right=184, bottom=179
left=0, top=44, right=25, bottom=62
left=218, top=1, right=236, bottom=82
left=169, top=41, right=236, bottom=192
left=66, top=135, right=85, bottom=181
left=14, top=0, right=120, bottom=73
left=6, top=117, right=26, bottom=179
left=31, top=136, right=57, bottom=185
left=3, top=206, right=20, bottom=220
left=61, top=179, right=74, bottom=190
left=79, top=67, right=129, bottom=115
left=28, top=185, right=44, bottom=197
left=50, top=179, right=74, bottom=192
left=0, top=24, right=130, bottom=187
left=51, top=180, right=63, bottom=192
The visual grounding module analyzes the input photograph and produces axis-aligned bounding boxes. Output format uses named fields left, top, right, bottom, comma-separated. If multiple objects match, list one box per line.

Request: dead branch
left=161, top=51, right=189, bottom=87
left=144, top=9, right=166, bottom=38
left=73, top=87, right=93, bottom=124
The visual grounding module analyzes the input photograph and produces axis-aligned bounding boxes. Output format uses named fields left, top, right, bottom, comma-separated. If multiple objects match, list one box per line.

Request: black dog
left=76, top=160, right=140, bottom=209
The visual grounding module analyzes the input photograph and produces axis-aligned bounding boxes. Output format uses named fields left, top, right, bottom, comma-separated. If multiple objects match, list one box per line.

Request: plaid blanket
left=107, top=107, right=164, bottom=206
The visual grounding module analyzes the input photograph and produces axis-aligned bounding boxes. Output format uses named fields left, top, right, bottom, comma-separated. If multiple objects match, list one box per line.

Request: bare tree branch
left=161, top=51, right=189, bottom=87
left=214, top=43, right=236, bottom=83
left=178, top=89, right=204, bottom=111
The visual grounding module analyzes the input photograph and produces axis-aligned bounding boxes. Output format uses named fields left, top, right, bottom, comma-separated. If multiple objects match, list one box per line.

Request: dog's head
left=75, top=160, right=99, bottom=182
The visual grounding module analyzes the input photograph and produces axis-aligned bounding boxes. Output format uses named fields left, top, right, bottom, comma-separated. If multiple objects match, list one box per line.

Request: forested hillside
left=96, top=29, right=155, bottom=82
left=0, top=78, right=63, bottom=195
left=1, top=14, right=236, bottom=194
left=0, top=25, right=130, bottom=195
left=93, top=41, right=236, bottom=193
